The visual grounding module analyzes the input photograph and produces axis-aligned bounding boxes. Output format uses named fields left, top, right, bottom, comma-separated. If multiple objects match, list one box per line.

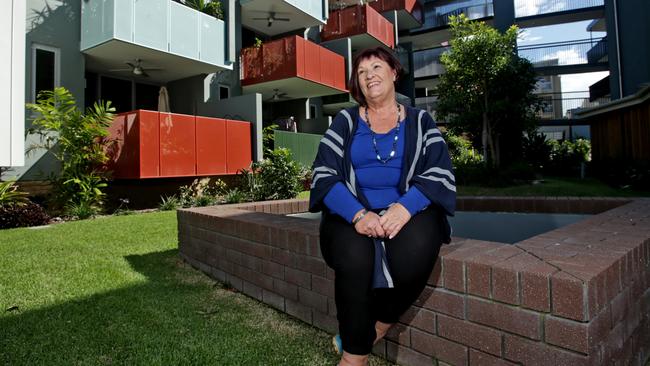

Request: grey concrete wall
left=11, top=0, right=85, bottom=181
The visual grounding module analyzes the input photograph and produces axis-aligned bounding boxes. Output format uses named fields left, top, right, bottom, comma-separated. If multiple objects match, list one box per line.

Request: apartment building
left=3, top=0, right=647, bottom=181
left=3, top=0, right=425, bottom=183
left=404, top=0, right=650, bottom=140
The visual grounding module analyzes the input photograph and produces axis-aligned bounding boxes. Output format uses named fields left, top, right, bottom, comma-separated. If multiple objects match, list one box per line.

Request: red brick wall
left=178, top=197, right=650, bottom=366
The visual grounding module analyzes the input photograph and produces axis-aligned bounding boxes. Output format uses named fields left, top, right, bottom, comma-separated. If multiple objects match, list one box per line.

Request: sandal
left=332, top=334, right=342, bottom=355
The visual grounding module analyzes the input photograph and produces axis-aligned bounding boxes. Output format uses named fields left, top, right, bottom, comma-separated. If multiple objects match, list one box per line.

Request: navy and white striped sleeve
left=309, top=112, right=350, bottom=213
left=410, top=113, right=456, bottom=216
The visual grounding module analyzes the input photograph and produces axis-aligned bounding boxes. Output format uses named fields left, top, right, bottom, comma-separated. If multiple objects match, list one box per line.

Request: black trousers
left=319, top=206, right=443, bottom=355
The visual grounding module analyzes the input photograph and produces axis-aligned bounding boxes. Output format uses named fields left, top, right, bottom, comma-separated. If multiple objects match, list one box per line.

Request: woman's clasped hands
left=352, top=203, right=412, bottom=240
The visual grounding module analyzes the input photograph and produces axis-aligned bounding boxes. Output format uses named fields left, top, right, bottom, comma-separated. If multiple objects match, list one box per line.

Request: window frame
left=31, top=43, right=61, bottom=102
left=218, top=84, right=230, bottom=100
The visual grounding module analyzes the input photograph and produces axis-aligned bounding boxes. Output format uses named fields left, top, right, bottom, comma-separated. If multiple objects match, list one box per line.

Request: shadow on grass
left=0, top=249, right=339, bottom=366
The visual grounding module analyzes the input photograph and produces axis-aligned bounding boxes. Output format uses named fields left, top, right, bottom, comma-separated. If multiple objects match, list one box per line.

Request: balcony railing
left=419, top=1, right=493, bottom=29
left=107, top=110, right=251, bottom=178
left=587, top=37, right=608, bottom=64
left=536, top=93, right=611, bottom=120
left=81, top=0, right=227, bottom=68
left=514, top=0, right=604, bottom=18
left=240, top=35, right=346, bottom=92
left=322, top=4, right=395, bottom=48
left=369, top=0, right=424, bottom=28
left=413, top=47, right=449, bottom=78
left=517, top=37, right=608, bottom=68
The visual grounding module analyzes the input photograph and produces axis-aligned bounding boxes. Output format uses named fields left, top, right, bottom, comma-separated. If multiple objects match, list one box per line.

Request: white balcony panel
left=81, top=0, right=230, bottom=83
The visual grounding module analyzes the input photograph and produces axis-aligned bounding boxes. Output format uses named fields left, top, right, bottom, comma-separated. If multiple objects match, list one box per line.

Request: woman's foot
left=374, top=321, right=393, bottom=344
left=339, top=352, right=368, bottom=366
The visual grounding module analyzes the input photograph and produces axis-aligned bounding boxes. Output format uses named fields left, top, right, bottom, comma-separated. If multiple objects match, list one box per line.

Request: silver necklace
left=365, top=103, right=401, bottom=164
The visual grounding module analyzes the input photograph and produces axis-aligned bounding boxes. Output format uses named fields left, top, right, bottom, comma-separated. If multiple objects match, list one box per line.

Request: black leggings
left=320, top=206, right=443, bottom=355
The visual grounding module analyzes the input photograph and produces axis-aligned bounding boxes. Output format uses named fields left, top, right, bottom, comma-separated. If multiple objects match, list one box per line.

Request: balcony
left=322, top=5, right=395, bottom=50
left=515, top=0, right=604, bottom=18
left=369, top=0, right=423, bottom=30
left=536, top=93, right=611, bottom=120
left=413, top=46, right=449, bottom=78
left=107, top=110, right=251, bottom=179
left=517, top=37, right=609, bottom=72
left=241, top=36, right=347, bottom=102
left=240, top=0, right=327, bottom=36
left=419, top=0, right=494, bottom=30
left=80, top=0, right=230, bottom=84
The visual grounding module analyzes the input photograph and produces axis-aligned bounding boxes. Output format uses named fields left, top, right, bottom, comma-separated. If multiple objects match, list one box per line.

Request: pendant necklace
left=365, top=103, right=401, bottom=164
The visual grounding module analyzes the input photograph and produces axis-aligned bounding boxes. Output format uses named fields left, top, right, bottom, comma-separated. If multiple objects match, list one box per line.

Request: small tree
left=435, top=15, right=538, bottom=167
left=27, top=87, right=115, bottom=216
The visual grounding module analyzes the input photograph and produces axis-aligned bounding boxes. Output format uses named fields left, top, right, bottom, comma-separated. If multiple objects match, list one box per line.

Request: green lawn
left=457, top=177, right=650, bottom=197
left=0, top=212, right=391, bottom=366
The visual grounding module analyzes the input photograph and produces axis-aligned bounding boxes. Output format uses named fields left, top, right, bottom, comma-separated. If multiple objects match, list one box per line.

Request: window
left=31, top=44, right=60, bottom=102
left=309, top=104, right=318, bottom=118
left=219, top=85, right=230, bottom=100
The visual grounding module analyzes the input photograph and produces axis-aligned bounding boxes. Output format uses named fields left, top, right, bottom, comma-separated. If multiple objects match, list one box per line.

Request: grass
left=457, top=177, right=650, bottom=197
left=0, top=212, right=392, bottom=366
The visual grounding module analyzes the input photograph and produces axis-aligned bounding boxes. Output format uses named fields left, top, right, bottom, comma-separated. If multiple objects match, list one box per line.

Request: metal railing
left=514, top=0, right=604, bottom=18
left=418, top=1, right=493, bottom=29
left=414, top=93, right=611, bottom=121
left=517, top=37, right=608, bottom=67
left=413, top=46, right=449, bottom=78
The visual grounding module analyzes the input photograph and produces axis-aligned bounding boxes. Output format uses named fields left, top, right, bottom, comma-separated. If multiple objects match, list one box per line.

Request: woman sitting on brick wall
left=309, top=47, right=456, bottom=366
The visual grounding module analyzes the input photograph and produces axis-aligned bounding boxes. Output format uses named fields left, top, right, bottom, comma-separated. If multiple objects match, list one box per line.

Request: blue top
left=323, top=116, right=431, bottom=223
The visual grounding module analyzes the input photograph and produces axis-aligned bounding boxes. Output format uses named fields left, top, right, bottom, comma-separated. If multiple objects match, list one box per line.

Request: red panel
left=225, top=120, right=252, bottom=174
left=138, top=110, right=160, bottom=178
left=240, top=46, right=263, bottom=85
left=295, top=36, right=305, bottom=78
left=319, top=47, right=334, bottom=87
left=196, top=116, right=227, bottom=175
left=159, top=112, right=196, bottom=177
left=304, top=39, right=322, bottom=83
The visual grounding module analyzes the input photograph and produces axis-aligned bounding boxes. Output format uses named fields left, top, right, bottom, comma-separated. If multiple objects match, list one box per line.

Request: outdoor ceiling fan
left=252, top=12, right=290, bottom=27
left=265, top=88, right=290, bottom=102
left=108, top=59, right=162, bottom=77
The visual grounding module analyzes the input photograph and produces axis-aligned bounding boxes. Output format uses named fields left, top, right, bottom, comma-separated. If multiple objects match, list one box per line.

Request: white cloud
left=542, top=49, right=587, bottom=66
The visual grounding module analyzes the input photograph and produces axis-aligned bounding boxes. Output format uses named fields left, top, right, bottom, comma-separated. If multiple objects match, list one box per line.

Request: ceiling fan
left=252, top=12, right=290, bottom=27
left=108, top=59, right=162, bottom=77
left=265, top=89, right=290, bottom=102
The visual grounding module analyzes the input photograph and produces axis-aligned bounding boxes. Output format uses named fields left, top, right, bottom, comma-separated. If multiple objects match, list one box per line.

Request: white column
left=0, top=0, right=26, bottom=168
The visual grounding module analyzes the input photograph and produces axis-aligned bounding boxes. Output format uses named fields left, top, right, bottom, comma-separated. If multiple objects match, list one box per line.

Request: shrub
left=547, top=139, right=591, bottom=176
left=65, top=201, right=98, bottom=220
left=522, top=132, right=552, bottom=172
left=0, top=181, right=29, bottom=207
left=591, top=160, right=650, bottom=191
left=159, top=195, right=180, bottom=211
left=240, top=148, right=302, bottom=201
left=183, top=0, right=224, bottom=19
left=178, top=178, right=220, bottom=208
left=0, top=202, right=51, bottom=229
left=224, top=188, right=246, bottom=204
left=27, top=87, right=114, bottom=213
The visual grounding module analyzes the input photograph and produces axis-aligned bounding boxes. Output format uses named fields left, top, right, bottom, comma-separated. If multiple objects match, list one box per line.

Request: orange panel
left=332, top=51, right=347, bottom=91
left=106, top=113, right=129, bottom=178
left=138, top=110, right=160, bottom=178
left=159, top=113, right=196, bottom=177
left=295, top=36, right=305, bottom=79
left=196, top=116, right=227, bottom=175
left=303, top=40, right=322, bottom=82
left=225, top=120, right=252, bottom=174
left=320, top=48, right=334, bottom=87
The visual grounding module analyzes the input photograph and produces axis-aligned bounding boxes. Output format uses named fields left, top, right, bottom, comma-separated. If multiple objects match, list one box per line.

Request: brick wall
left=178, top=197, right=650, bottom=366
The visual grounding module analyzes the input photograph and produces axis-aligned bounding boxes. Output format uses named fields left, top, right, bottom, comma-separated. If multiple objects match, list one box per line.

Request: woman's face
left=356, top=56, right=397, bottom=102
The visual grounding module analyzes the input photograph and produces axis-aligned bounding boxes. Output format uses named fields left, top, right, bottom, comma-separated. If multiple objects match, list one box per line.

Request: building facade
left=3, top=0, right=649, bottom=181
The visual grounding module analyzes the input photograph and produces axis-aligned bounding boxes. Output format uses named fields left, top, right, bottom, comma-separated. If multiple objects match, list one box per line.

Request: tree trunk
left=482, top=112, right=488, bottom=164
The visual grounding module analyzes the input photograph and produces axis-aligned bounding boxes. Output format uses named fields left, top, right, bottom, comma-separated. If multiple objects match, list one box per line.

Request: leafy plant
left=254, top=37, right=263, bottom=48
left=239, top=148, right=302, bottom=201
left=182, top=0, right=223, bottom=19
left=65, top=201, right=98, bottom=220
left=159, top=195, right=180, bottom=211
left=522, top=132, right=552, bottom=171
left=0, top=181, right=29, bottom=207
left=547, top=138, right=591, bottom=176
left=27, top=87, right=115, bottom=214
left=263, top=123, right=279, bottom=154
left=223, top=188, right=246, bottom=204
left=0, top=201, right=51, bottom=229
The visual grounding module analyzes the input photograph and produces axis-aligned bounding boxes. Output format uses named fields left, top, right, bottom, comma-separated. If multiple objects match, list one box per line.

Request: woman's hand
left=379, top=203, right=411, bottom=239
left=353, top=210, right=385, bottom=238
